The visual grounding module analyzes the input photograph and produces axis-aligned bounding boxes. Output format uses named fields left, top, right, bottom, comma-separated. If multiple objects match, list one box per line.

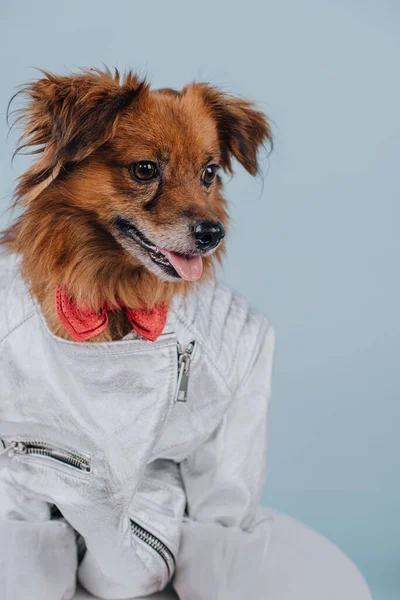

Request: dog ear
left=11, top=68, right=146, bottom=203
left=187, top=83, right=272, bottom=176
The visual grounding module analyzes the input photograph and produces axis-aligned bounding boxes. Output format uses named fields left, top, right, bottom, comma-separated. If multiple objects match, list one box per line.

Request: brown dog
left=2, top=68, right=271, bottom=341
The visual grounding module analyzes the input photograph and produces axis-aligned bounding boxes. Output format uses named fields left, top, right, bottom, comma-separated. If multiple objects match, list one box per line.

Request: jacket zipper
left=130, top=519, right=175, bottom=577
left=175, top=340, right=197, bottom=402
left=0, top=440, right=91, bottom=472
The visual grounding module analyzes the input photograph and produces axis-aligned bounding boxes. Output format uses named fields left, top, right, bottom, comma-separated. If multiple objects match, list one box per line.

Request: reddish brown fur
left=1, top=68, right=271, bottom=341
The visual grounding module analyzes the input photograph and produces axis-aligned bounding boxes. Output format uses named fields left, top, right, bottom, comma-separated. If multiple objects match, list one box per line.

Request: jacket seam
left=0, top=310, right=36, bottom=345
left=43, top=343, right=176, bottom=358
left=237, top=321, right=272, bottom=392
left=139, top=475, right=185, bottom=499
left=11, top=457, right=92, bottom=481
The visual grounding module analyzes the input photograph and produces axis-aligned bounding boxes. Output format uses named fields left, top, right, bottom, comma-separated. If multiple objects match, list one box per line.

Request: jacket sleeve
left=173, top=322, right=275, bottom=600
left=0, top=461, right=78, bottom=600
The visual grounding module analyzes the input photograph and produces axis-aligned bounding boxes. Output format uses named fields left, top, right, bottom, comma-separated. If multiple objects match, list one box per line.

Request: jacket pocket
left=0, top=439, right=91, bottom=474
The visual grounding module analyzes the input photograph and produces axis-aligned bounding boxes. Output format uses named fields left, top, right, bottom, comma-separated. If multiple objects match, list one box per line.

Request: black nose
left=193, top=220, right=225, bottom=252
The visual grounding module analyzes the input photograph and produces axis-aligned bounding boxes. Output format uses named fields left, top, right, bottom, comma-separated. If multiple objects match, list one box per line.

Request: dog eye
left=129, top=161, right=158, bottom=182
left=201, top=164, right=219, bottom=187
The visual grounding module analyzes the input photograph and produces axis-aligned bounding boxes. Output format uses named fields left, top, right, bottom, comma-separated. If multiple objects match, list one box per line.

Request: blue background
left=1, top=1, right=399, bottom=598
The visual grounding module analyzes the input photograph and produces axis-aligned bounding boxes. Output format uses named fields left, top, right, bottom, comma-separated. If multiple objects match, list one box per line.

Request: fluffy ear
left=186, top=83, right=272, bottom=176
left=11, top=68, right=147, bottom=203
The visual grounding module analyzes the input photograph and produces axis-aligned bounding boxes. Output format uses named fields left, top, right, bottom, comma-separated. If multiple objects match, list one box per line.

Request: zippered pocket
left=0, top=439, right=91, bottom=473
left=130, top=518, right=175, bottom=578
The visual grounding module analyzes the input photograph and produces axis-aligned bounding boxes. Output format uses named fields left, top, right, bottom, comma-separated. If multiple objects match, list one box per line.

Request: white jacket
left=0, top=252, right=275, bottom=600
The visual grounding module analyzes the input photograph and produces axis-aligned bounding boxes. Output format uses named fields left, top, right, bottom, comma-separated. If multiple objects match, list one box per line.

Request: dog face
left=9, top=69, right=271, bottom=302
left=79, top=86, right=230, bottom=282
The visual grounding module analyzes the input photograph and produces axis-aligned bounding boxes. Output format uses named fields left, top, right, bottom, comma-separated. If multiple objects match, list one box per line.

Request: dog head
left=8, top=68, right=271, bottom=306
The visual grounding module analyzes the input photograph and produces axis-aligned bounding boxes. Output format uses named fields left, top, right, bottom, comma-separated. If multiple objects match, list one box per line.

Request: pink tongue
left=159, top=249, right=203, bottom=281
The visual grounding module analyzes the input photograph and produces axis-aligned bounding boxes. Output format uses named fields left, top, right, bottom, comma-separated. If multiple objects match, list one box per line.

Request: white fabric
left=73, top=511, right=372, bottom=600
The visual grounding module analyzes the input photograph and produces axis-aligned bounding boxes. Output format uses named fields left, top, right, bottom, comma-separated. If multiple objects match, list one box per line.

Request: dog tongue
left=159, top=249, right=203, bottom=281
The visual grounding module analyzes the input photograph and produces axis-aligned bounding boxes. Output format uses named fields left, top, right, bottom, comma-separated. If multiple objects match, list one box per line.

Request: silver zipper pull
left=0, top=441, right=27, bottom=458
left=175, top=341, right=197, bottom=403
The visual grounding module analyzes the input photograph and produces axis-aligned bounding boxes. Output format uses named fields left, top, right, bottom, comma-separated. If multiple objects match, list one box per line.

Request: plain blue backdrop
left=1, top=1, right=399, bottom=598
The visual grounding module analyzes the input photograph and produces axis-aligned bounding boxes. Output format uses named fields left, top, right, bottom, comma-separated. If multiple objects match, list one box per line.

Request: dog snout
left=193, top=220, right=225, bottom=252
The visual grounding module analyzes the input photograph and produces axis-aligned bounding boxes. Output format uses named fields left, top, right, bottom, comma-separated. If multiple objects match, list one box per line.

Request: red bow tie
left=55, top=285, right=168, bottom=342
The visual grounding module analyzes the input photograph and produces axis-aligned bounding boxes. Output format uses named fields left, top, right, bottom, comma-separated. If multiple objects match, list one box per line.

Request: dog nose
left=193, top=221, right=225, bottom=251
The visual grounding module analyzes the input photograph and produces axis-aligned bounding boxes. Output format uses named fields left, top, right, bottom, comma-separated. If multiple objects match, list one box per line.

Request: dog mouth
left=113, top=217, right=203, bottom=281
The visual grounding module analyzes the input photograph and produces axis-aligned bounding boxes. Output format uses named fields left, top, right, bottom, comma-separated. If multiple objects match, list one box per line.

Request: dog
left=2, top=68, right=270, bottom=341
left=0, top=68, right=274, bottom=600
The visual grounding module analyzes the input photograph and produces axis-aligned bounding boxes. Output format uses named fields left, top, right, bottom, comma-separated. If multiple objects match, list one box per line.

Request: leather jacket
left=0, top=253, right=275, bottom=600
